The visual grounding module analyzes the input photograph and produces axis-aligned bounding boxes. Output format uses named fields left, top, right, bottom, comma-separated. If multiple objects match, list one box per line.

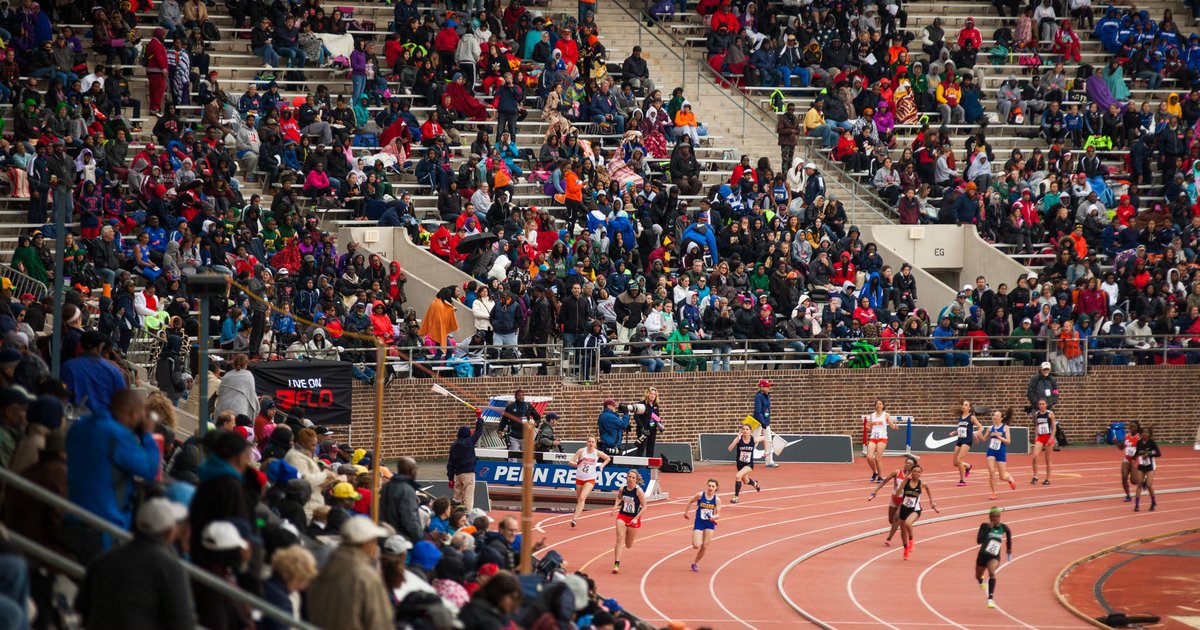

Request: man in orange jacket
left=556, top=162, right=585, bottom=238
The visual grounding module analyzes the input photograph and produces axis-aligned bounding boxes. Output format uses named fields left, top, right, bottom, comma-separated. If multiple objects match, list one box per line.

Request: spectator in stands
left=803, top=99, right=838, bottom=148
left=77, top=498, right=196, bottom=630
left=380, top=456, right=422, bottom=543
left=308, top=517, right=394, bottom=630
left=215, top=353, right=259, bottom=420
left=62, top=330, right=126, bottom=415
left=144, top=28, right=169, bottom=117
left=622, top=46, right=655, bottom=96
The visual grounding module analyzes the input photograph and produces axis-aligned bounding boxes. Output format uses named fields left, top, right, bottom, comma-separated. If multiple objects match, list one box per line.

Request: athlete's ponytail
left=1002, top=407, right=1014, bottom=425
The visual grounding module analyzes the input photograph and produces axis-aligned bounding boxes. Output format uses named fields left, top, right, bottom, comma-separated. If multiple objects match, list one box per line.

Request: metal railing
left=0, top=466, right=320, bottom=630
left=0, top=261, right=49, bottom=299
left=216, top=331, right=1196, bottom=378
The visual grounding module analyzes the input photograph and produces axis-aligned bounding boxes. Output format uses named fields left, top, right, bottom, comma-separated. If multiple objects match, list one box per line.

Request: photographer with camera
left=632, top=388, right=662, bottom=458
left=535, top=412, right=563, bottom=453
left=598, top=399, right=631, bottom=457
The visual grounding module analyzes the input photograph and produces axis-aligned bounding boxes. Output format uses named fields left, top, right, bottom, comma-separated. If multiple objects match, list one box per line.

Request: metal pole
left=197, top=296, right=210, bottom=437
left=518, top=426, right=535, bottom=574
left=681, top=45, right=686, bottom=92
left=50, top=194, right=65, bottom=378
left=372, top=343, right=385, bottom=523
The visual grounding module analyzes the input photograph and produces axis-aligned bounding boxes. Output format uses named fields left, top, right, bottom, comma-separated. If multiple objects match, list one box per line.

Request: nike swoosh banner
left=889, top=424, right=1031, bottom=454
left=697, top=433, right=854, bottom=464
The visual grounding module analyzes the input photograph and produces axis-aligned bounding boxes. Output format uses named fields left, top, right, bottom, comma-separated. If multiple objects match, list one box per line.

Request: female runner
left=1119, top=420, right=1142, bottom=502
left=683, top=479, right=721, bottom=572
left=727, top=424, right=764, bottom=503
left=868, top=454, right=919, bottom=546
left=1132, top=425, right=1160, bottom=512
left=977, top=409, right=1018, bottom=500
left=946, top=400, right=983, bottom=486
left=865, top=400, right=899, bottom=482
left=568, top=436, right=611, bottom=527
left=975, top=506, right=1014, bottom=609
left=611, top=470, right=646, bottom=574
left=897, top=464, right=940, bottom=559
left=1030, top=398, right=1056, bottom=485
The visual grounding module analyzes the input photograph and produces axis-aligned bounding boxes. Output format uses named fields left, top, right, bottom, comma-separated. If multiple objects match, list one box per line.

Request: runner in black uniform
left=1132, top=426, right=1161, bottom=512
left=946, top=400, right=983, bottom=486
left=975, top=507, right=1014, bottom=609
left=611, top=470, right=646, bottom=574
left=727, top=424, right=764, bottom=504
left=897, top=465, right=939, bottom=560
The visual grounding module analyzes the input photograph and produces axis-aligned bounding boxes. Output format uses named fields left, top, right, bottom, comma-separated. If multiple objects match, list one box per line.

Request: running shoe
left=1008, top=478, right=1017, bottom=491
left=754, top=480, right=761, bottom=492
left=766, top=463, right=780, bottom=468
left=989, top=493, right=998, bottom=500
left=612, top=563, right=620, bottom=574
left=958, top=480, right=967, bottom=487
left=965, top=464, right=973, bottom=478
left=1030, top=476, right=1038, bottom=485
left=1042, top=479, right=1051, bottom=486
left=570, top=519, right=577, bottom=528
left=987, top=599, right=996, bottom=609
left=903, top=547, right=910, bottom=560
left=730, top=496, right=739, bottom=504
left=979, top=580, right=986, bottom=591
left=1124, top=495, right=1132, bottom=502
left=1134, top=498, right=1140, bottom=512
left=691, top=563, right=699, bottom=572
left=884, top=539, right=892, bottom=547
left=1149, top=501, right=1157, bottom=512
left=906, top=539, right=915, bottom=553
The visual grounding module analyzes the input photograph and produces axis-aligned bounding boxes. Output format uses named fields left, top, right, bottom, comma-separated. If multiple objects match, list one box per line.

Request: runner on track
left=568, top=436, right=611, bottom=527
left=865, top=399, right=899, bottom=483
left=684, top=479, right=721, bottom=572
left=727, top=424, right=763, bottom=504
left=975, top=506, right=1014, bottom=609
left=611, top=470, right=646, bottom=574
left=898, top=464, right=939, bottom=559
left=977, top=409, right=1018, bottom=500
left=1029, top=398, right=1057, bottom=485
left=1132, top=425, right=1160, bottom=512
left=868, top=454, right=919, bottom=546
left=946, top=400, right=983, bottom=486
left=1119, top=420, right=1142, bottom=502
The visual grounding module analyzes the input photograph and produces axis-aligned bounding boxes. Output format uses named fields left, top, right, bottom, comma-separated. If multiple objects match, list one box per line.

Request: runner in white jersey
left=568, top=436, right=611, bottom=528
left=865, top=399, right=899, bottom=483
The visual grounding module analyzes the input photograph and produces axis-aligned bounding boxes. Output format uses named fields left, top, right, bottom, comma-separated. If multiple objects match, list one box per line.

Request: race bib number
left=957, top=426, right=968, bottom=438
left=902, top=496, right=918, bottom=508
left=1124, top=446, right=1136, bottom=457
left=985, top=539, right=1002, bottom=556
left=1037, top=423, right=1051, bottom=435
left=989, top=437, right=1002, bottom=451
left=622, top=496, right=636, bottom=513
left=579, top=462, right=592, bottom=475
left=699, top=508, right=714, bottom=521
left=1044, top=388, right=1052, bottom=397
left=739, top=450, right=752, bottom=463
left=1138, top=456, right=1151, bottom=467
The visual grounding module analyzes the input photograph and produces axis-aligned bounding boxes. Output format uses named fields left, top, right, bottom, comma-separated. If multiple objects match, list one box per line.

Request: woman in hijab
left=12, top=235, right=50, bottom=283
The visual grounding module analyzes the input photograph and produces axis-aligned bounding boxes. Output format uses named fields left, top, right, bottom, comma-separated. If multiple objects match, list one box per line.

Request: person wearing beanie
left=77, top=498, right=195, bottom=630
left=8, top=394, right=64, bottom=473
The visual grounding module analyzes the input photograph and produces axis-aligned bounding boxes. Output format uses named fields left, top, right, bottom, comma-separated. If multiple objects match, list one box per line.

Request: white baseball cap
left=135, top=498, right=188, bottom=535
left=202, top=521, right=248, bottom=551
left=382, top=534, right=413, bottom=555
left=1040, top=362, right=1052, bottom=370
left=341, top=516, right=391, bottom=545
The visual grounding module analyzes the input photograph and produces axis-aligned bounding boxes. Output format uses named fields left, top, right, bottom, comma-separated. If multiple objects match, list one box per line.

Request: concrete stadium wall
left=338, top=227, right=476, bottom=338
left=347, top=366, right=1200, bottom=460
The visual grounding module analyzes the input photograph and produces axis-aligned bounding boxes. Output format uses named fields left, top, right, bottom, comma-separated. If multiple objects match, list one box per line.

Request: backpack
left=769, top=89, right=786, bottom=113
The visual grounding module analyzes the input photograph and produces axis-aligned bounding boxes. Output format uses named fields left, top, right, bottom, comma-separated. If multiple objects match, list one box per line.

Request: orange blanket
left=420, top=299, right=459, bottom=347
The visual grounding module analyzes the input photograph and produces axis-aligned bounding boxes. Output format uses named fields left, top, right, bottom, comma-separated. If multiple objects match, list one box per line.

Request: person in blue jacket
left=1095, top=7, right=1123, bottom=53
left=66, top=388, right=161, bottom=563
left=932, top=315, right=970, bottom=367
left=682, top=211, right=721, bottom=264
left=597, top=399, right=630, bottom=456
left=447, top=413, right=486, bottom=512
left=753, top=379, right=778, bottom=468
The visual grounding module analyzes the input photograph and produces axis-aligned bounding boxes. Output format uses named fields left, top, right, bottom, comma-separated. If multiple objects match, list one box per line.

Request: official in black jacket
left=447, top=415, right=485, bottom=511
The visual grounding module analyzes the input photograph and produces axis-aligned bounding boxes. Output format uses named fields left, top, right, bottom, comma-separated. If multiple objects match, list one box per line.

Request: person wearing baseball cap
left=1026, top=360, right=1059, bottom=411
left=753, top=379, right=778, bottom=468
left=76, top=498, right=195, bottom=630
left=325, top=481, right=363, bottom=535
left=307, top=515, right=393, bottom=629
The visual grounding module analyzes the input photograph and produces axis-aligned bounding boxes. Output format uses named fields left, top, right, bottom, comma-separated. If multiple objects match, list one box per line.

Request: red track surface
left=529, top=446, right=1200, bottom=628
left=1059, top=530, right=1200, bottom=629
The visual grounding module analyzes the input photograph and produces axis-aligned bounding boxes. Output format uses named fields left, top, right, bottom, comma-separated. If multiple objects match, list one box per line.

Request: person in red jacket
left=710, top=3, right=740, bottom=33
left=957, top=18, right=982, bottom=50
left=429, top=224, right=453, bottom=261
left=144, top=28, right=169, bottom=115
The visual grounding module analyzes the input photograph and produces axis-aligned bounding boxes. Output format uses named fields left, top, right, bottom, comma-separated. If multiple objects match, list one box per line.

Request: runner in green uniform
left=975, top=507, right=1014, bottom=609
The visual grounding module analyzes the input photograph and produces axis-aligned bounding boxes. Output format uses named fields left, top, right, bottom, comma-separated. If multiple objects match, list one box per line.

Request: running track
left=531, top=446, right=1200, bottom=628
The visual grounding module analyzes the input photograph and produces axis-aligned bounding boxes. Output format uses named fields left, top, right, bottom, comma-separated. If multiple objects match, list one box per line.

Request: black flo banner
left=250, top=360, right=353, bottom=425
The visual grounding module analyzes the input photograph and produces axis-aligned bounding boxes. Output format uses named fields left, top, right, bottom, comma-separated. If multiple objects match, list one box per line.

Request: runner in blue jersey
left=683, top=479, right=721, bottom=572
